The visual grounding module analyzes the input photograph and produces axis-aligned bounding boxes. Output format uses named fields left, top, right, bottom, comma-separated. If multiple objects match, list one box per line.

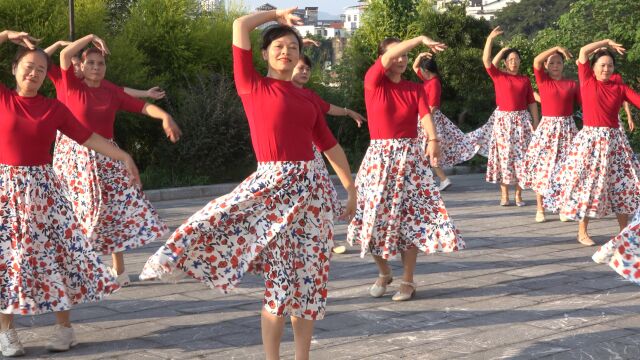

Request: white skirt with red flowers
left=53, top=134, right=167, bottom=254
left=544, top=126, right=640, bottom=220
left=0, top=164, right=119, bottom=315
left=140, top=159, right=337, bottom=320
left=347, top=138, right=464, bottom=259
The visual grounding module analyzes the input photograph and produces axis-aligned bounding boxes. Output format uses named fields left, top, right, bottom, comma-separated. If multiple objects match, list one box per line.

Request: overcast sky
left=233, top=0, right=361, bottom=17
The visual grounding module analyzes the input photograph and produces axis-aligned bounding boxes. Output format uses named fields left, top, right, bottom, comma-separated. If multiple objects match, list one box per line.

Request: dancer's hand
left=556, top=47, right=573, bottom=60
left=340, top=188, right=357, bottom=222
left=607, top=39, right=625, bottom=55
left=346, top=109, right=367, bottom=128
left=162, top=116, right=182, bottom=143
left=123, top=154, right=142, bottom=188
left=91, top=35, right=110, bottom=55
left=629, top=120, right=635, bottom=132
left=6, top=31, right=40, bottom=49
left=275, top=7, right=303, bottom=26
left=427, top=140, right=441, bottom=168
left=488, top=26, right=503, bottom=40
left=303, top=38, right=320, bottom=48
left=421, top=36, right=447, bottom=53
left=146, top=86, right=166, bottom=100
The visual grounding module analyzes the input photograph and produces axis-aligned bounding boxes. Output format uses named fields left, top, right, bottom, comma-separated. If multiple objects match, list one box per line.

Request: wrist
left=428, top=138, right=440, bottom=142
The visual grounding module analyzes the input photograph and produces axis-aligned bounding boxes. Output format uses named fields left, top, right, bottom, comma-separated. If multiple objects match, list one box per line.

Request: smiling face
left=291, top=59, right=311, bottom=86
left=81, top=52, right=107, bottom=82
left=13, top=51, right=47, bottom=95
left=593, top=55, right=614, bottom=81
left=503, top=51, right=521, bottom=73
left=262, top=33, right=300, bottom=75
left=544, top=53, right=565, bottom=79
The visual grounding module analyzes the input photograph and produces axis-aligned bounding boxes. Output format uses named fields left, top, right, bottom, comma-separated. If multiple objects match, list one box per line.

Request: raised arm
left=483, top=27, right=503, bottom=68
left=578, top=39, right=625, bottom=65
left=44, top=40, right=71, bottom=57
left=412, top=52, right=432, bottom=78
left=0, top=30, right=39, bottom=49
left=381, top=36, right=445, bottom=69
left=534, top=46, right=572, bottom=70
left=322, top=144, right=356, bottom=221
left=60, top=34, right=109, bottom=70
left=233, top=8, right=302, bottom=50
left=492, top=47, right=509, bottom=68
left=124, top=86, right=166, bottom=100
left=141, top=103, right=182, bottom=143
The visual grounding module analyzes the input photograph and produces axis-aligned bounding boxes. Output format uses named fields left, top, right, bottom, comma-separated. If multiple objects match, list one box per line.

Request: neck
left=549, top=74, right=562, bottom=81
left=292, top=82, right=304, bottom=89
left=16, top=86, right=37, bottom=97
left=424, top=72, right=436, bottom=80
left=505, top=69, right=518, bottom=75
left=267, top=69, right=293, bottom=81
left=83, top=78, right=102, bottom=88
left=385, top=71, right=402, bottom=83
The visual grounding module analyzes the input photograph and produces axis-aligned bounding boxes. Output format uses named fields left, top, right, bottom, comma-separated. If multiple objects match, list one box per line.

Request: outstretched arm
left=326, top=104, right=367, bottom=127
left=124, top=86, right=166, bottom=100
left=578, top=39, right=624, bottom=65
left=82, top=133, right=140, bottom=187
left=44, top=40, right=71, bottom=56
left=141, top=103, right=182, bottom=143
left=534, top=46, right=572, bottom=70
left=381, top=36, right=445, bottom=69
left=323, top=144, right=356, bottom=221
left=60, top=34, right=109, bottom=70
left=233, top=7, right=302, bottom=50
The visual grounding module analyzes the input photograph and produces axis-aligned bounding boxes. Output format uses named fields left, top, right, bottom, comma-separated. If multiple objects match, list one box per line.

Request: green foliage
left=492, top=0, right=574, bottom=38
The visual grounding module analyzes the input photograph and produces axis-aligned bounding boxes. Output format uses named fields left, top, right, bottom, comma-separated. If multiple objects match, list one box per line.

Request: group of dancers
left=1, top=6, right=640, bottom=359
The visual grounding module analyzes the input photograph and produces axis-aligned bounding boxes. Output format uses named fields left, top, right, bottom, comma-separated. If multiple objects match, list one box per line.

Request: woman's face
left=504, top=52, right=521, bottom=73
left=291, top=59, right=311, bottom=86
left=262, top=34, right=300, bottom=74
left=13, top=51, right=47, bottom=95
left=81, top=52, right=107, bottom=82
left=593, top=55, right=614, bottom=81
left=544, top=53, right=564, bottom=78
left=384, top=42, right=408, bottom=76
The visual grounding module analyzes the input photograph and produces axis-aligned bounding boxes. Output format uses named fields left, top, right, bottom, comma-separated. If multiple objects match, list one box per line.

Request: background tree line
left=0, top=0, right=638, bottom=188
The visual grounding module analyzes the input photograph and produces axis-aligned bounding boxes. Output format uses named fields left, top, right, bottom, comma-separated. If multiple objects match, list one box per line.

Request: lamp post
left=68, top=0, right=75, bottom=41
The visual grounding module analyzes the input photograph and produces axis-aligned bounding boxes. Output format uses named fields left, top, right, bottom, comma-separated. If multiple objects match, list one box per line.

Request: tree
left=492, top=0, right=574, bottom=38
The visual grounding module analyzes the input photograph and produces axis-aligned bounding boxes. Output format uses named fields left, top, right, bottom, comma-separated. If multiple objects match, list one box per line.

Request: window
left=348, top=15, right=351, bottom=21
left=354, top=15, right=358, bottom=22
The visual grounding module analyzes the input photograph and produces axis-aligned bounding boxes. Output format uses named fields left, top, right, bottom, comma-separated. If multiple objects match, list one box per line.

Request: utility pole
left=68, top=0, right=75, bottom=41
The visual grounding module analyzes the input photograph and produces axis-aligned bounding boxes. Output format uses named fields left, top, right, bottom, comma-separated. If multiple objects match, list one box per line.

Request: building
left=436, top=0, right=521, bottom=20
left=341, top=1, right=367, bottom=32
left=199, top=0, right=223, bottom=11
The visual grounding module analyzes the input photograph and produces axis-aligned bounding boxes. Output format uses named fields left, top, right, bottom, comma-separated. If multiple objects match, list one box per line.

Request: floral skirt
left=466, top=109, right=497, bottom=158
left=53, top=134, right=167, bottom=254
left=347, top=138, right=464, bottom=259
left=417, top=109, right=477, bottom=167
left=594, top=210, right=640, bottom=285
left=544, top=126, right=640, bottom=220
left=485, top=110, right=533, bottom=185
left=522, top=116, right=578, bottom=194
left=140, top=160, right=336, bottom=320
left=0, top=164, right=119, bottom=315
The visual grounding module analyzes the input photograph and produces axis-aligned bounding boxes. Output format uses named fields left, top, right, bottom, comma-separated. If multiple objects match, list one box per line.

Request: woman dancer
left=0, top=30, right=141, bottom=356
left=140, top=8, right=356, bottom=359
left=544, top=39, right=640, bottom=246
left=413, top=52, right=477, bottom=191
left=44, top=40, right=166, bottom=101
left=523, top=46, right=580, bottom=223
left=53, top=34, right=181, bottom=285
left=347, top=35, right=464, bottom=302
left=482, top=26, right=539, bottom=206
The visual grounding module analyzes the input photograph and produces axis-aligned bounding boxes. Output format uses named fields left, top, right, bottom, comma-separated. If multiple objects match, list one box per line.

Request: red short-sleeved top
left=301, top=88, right=331, bottom=114
left=578, top=62, right=640, bottom=128
left=0, top=83, right=91, bottom=166
left=422, top=76, right=442, bottom=108
left=232, top=46, right=336, bottom=162
left=533, top=67, right=580, bottom=117
left=364, top=58, right=429, bottom=139
left=486, top=64, right=535, bottom=111
left=61, top=67, right=145, bottom=139
left=48, top=64, right=125, bottom=105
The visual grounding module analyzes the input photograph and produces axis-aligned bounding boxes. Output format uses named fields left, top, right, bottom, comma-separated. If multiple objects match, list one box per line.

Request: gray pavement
left=12, top=173, right=640, bottom=359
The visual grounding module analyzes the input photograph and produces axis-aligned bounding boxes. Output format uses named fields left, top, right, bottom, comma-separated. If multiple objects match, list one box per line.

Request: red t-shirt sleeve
left=623, top=85, right=640, bottom=109
left=427, top=79, right=441, bottom=108
left=417, top=85, right=430, bottom=118
left=311, top=114, right=337, bottom=152
left=574, top=82, right=582, bottom=106
left=233, top=45, right=260, bottom=95
left=533, top=67, right=548, bottom=86
left=577, top=61, right=593, bottom=84
left=525, top=79, right=535, bottom=105
left=47, top=64, right=62, bottom=83
left=416, top=71, right=425, bottom=81
left=310, top=91, right=330, bottom=113
left=61, top=66, right=83, bottom=91
left=116, top=88, right=146, bottom=113
left=486, top=64, right=502, bottom=80
left=56, top=103, right=92, bottom=144
left=364, top=58, right=386, bottom=91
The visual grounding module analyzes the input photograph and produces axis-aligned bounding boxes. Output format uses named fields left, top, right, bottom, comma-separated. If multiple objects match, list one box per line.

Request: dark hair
left=502, top=48, right=521, bottom=62
left=12, top=47, right=51, bottom=71
left=548, top=51, right=566, bottom=62
left=378, top=37, right=401, bottom=56
left=419, top=57, right=439, bottom=76
left=301, top=54, right=313, bottom=68
left=261, top=25, right=302, bottom=54
left=81, top=47, right=107, bottom=62
left=591, top=49, right=616, bottom=67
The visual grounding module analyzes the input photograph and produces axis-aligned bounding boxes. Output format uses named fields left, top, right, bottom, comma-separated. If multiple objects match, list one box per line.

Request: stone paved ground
left=12, top=174, right=640, bottom=359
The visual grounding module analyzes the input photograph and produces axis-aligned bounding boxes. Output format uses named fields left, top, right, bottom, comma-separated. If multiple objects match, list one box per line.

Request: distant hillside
left=318, top=11, right=340, bottom=20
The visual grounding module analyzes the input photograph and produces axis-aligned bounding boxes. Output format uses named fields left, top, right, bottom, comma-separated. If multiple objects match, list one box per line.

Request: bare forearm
left=44, top=41, right=63, bottom=56
left=233, top=11, right=277, bottom=49
left=81, top=133, right=129, bottom=161
left=124, top=87, right=148, bottom=99
left=420, top=113, right=438, bottom=139
left=327, top=104, right=348, bottom=116
left=323, top=144, right=355, bottom=192
left=529, top=103, right=540, bottom=127
left=381, top=36, right=424, bottom=68
left=579, top=40, right=609, bottom=64
left=141, top=103, right=169, bottom=121
left=61, top=34, right=94, bottom=69
left=534, top=46, right=560, bottom=69
left=483, top=37, right=495, bottom=68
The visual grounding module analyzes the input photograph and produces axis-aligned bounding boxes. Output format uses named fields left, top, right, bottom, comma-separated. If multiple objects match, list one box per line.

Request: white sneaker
left=0, top=328, right=25, bottom=357
left=110, top=267, right=131, bottom=287
left=46, top=325, right=77, bottom=352
left=439, top=178, right=452, bottom=191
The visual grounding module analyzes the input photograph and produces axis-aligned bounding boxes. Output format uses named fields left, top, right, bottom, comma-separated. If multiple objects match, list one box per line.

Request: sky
left=231, top=0, right=361, bottom=18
